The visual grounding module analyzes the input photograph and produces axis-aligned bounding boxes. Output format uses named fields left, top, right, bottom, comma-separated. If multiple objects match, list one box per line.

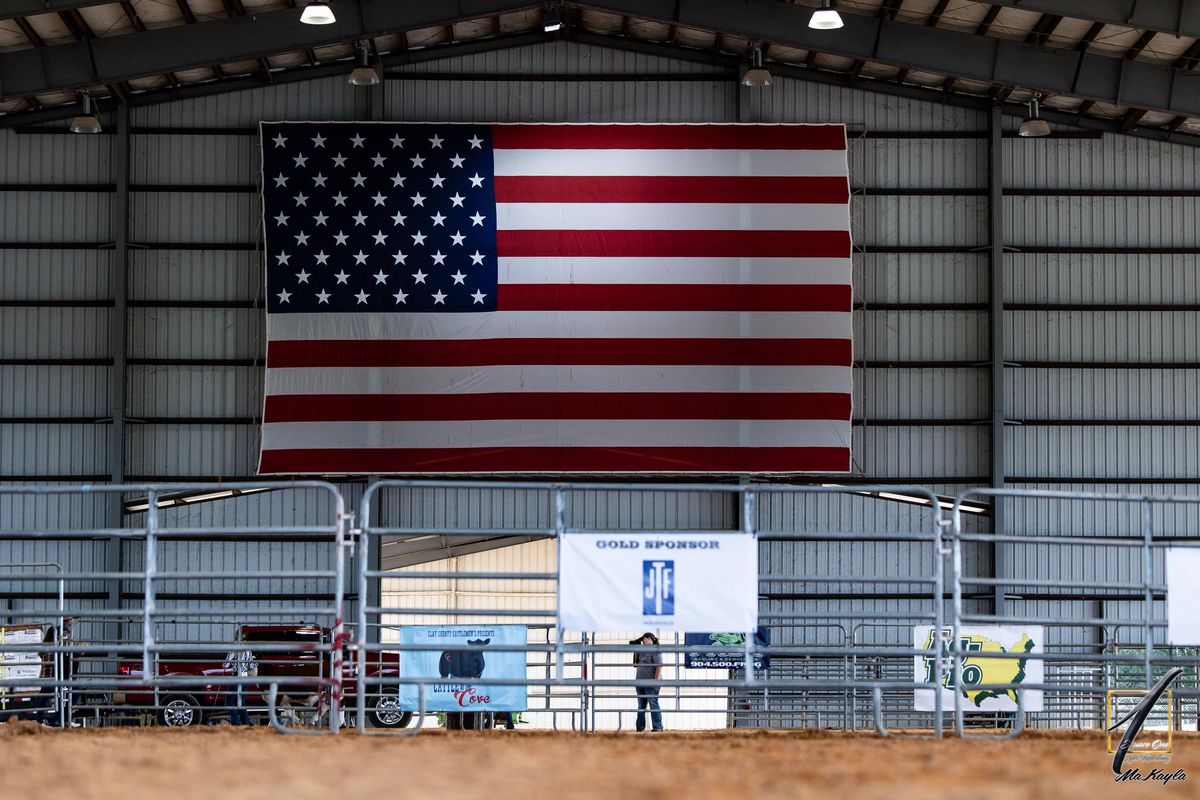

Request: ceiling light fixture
left=808, top=0, right=844, bottom=30
left=543, top=5, right=562, bottom=32
left=1019, top=93, right=1051, bottom=137
left=742, top=46, right=773, bottom=87
left=69, top=93, right=102, bottom=134
left=300, top=1, right=335, bottom=25
left=348, top=40, right=379, bottom=86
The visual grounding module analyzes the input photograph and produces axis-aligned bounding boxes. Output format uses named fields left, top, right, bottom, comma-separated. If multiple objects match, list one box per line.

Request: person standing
left=222, top=639, right=258, bottom=726
left=632, top=632, right=663, bottom=732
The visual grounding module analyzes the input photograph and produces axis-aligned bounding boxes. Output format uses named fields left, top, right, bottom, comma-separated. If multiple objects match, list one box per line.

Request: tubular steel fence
left=0, top=481, right=1197, bottom=737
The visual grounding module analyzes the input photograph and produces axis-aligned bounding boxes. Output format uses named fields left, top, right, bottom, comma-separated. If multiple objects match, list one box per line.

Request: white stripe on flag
left=266, top=311, right=852, bottom=341
left=497, top=257, right=853, bottom=285
left=493, top=149, right=848, bottom=177
left=260, top=419, right=851, bottom=450
left=496, top=203, right=850, bottom=231
left=264, top=365, right=854, bottom=396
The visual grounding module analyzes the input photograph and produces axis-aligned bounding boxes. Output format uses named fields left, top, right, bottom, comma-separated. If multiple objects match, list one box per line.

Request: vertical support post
left=143, top=489, right=157, bottom=706
left=987, top=105, right=1007, bottom=617
left=932, top=504, right=945, bottom=738
left=951, top=506, right=965, bottom=737
left=356, top=485, right=372, bottom=733
left=1141, top=500, right=1154, bottom=689
left=553, top=488, right=566, bottom=683
left=365, top=476, right=381, bottom=648
left=742, top=488, right=756, bottom=683
left=108, top=103, right=131, bottom=645
left=330, top=489, right=346, bottom=734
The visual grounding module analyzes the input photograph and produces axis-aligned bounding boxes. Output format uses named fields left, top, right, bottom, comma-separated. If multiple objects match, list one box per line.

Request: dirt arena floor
left=1, top=723, right=1197, bottom=799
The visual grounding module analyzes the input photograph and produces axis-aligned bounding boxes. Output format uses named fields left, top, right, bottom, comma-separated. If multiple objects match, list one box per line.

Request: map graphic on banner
left=257, top=122, right=853, bottom=475
left=559, top=532, right=758, bottom=633
left=913, top=625, right=1044, bottom=712
left=684, top=628, right=772, bottom=670
left=397, top=625, right=527, bottom=713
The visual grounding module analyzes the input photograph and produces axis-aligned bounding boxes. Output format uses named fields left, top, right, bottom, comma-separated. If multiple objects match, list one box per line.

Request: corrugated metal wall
left=2, top=40, right=1198, bottom=716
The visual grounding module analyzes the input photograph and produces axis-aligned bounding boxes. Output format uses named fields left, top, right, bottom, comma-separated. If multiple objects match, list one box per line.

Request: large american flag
left=258, top=122, right=852, bottom=475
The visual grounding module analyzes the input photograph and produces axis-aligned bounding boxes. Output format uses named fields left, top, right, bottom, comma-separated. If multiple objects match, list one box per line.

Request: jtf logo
left=643, top=560, right=674, bottom=616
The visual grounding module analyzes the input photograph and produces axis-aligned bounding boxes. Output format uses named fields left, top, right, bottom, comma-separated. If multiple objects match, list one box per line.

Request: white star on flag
left=410, top=154, right=425, bottom=168
left=333, top=232, right=349, bottom=246
left=470, top=212, right=485, bottom=226
left=272, top=133, right=287, bottom=148
left=429, top=134, right=444, bottom=148
left=373, top=270, right=389, bottom=284
left=372, top=192, right=387, bottom=206
left=391, top=211, right=407, bottom=226
left=393, top=289, right=408, bottom=303
left=274, top=212, right=289, bottom=226
left=431, top=251, right=447, bottom=265
left=467, top=134, right=482, bottom=149
left=274, top=173, right=288, bottom=187
left=314, top=251, right=330, bottom=265
left=352, top=173, right=367, bottom=188
left=332, top=193, right=347, bottom=207
left=353, top=251, right=368, bottom=265
left=391, top=173, right=406, bottom=187
left=295, top=269, right=310, bottom=283
left=432, top=290, right=447, bottom=304
left=471, top=290, right=486, bottom=304
left=430, top=173, right=446, bottom=188
left=469, top=251, right=485, bottom=265
left=313, top=173, right=327, bottom=188
left=293, top=154, right=308, bottom=168
left=411, top=231, right=427, bottom=245
left=372, top=231, right=388, bottom=245
left=313, top=211, right=329, bottom=226
left=334, top=271, right=350, bottom=284
left=371, top=153, right=386, bottom=168
left=316, top=289, right=330, bottom=303
left=276, top=252, right=290, bottom=265
left=469, top=173, right=485, bottom=188
left=411, top=193, right=426, bottom=206
left=450, top=231, right=466, bottom=246
left=352, top=211, right=368, bottom=226
left=294, top=231, right=309, bottom=245
left=389, top=134, right=405, bottom=148
left=449, top=154, right=465, bottom=168
left=311, top=133, right=326, bottom=148
left=355, top=290, right=370, bottom=304
left=392, top=250, right=407, bottom=264
left=450, top=193, right=465, bottom=207
left=412, top=270, right=427, bottom=284
left=332, top=153, right=347, bottom=167
left=350, top=133, right=366, bottom=148
left=277, top=288, right=292, bottom=303
left=451, top=271, right=466, bottom=285
left=430, top=211, right=446, bottom=226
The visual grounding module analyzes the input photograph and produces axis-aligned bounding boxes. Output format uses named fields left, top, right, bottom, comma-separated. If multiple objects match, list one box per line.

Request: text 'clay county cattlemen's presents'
left=440, top=639, right=490, bottom=679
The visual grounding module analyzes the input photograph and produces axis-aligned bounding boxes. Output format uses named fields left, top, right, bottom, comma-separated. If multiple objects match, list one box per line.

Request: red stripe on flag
left=263, top=392, right=853, bottom=423
left=260, top=446, right=852, bottom=474
left=493, top=176, right=850, bottom=204
left=497, top=230, right=851, bottom=258
left=491, top=125, right=847, bottom=150
left=266, top=338, right=852, bottom=368
left=498, top=284, right=851, bottom=312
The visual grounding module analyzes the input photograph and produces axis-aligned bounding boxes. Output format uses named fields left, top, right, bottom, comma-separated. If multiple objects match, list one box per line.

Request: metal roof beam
left=977, top=1, right=1200, bottom=39
left=0, top=1, right=114, bottom=21
left=0, top=0, right=539, bottom=99
left=580, top=0, right=1200, bottom=118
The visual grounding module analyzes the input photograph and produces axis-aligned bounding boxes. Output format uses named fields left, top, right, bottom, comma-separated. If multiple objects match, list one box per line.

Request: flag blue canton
left=261, top=123, right=498, bottom=313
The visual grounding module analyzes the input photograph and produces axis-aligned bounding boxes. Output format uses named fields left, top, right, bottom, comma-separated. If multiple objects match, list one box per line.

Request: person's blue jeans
left=636, top=686, right=663, bottom=732
left=227, top=692, right=251, bottom=726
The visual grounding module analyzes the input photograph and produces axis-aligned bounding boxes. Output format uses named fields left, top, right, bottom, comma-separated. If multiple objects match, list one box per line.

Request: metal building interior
left=1, top=0, right=1199, bottom=730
